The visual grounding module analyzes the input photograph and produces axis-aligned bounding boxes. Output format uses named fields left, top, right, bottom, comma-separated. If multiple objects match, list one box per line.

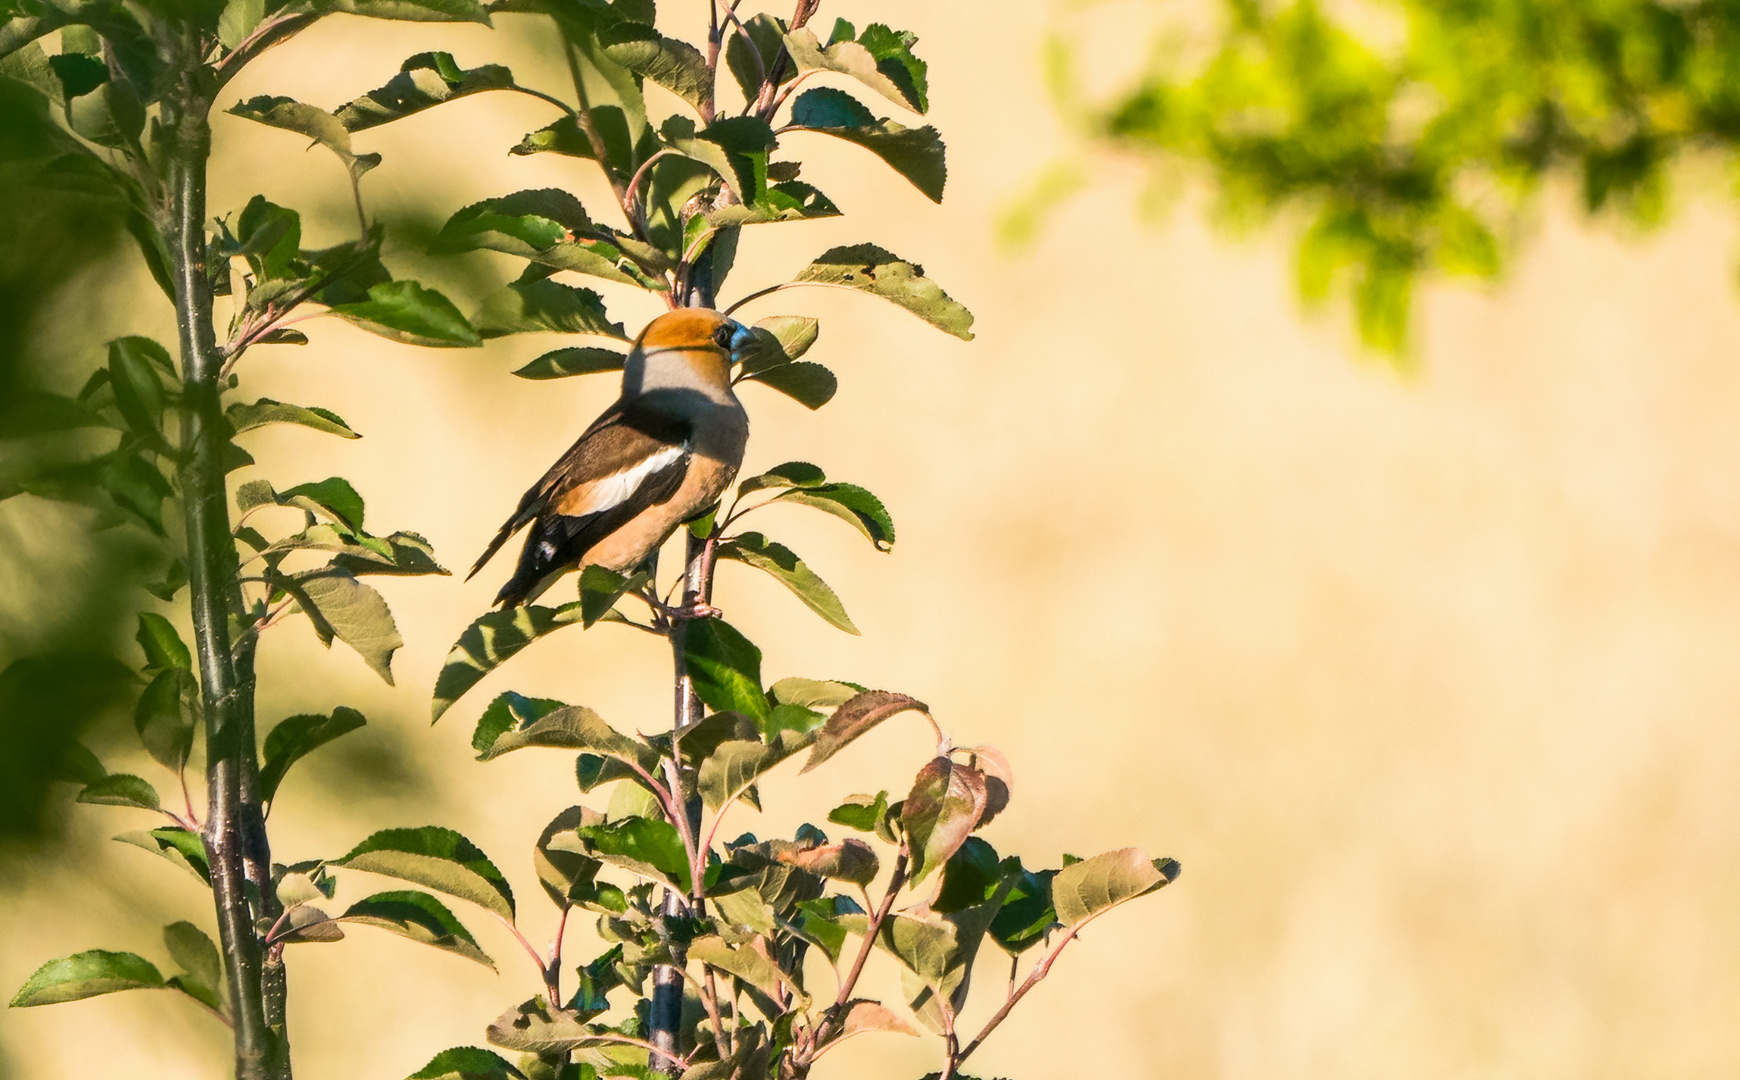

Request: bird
left=468, top=307, right=755, bottom=609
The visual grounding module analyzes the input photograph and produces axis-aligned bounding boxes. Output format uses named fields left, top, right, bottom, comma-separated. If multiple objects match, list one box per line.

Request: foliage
left=3, top=3, right=1180, bottom=1079
left=1050, top=0, right=1740, bottom=354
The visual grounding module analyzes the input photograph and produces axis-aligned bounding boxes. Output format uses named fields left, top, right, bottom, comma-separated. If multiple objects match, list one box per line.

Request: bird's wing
left=470, top=400, right=695, bottom=602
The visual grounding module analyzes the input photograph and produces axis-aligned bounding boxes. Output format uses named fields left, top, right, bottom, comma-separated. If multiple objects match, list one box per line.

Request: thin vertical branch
left=162, top=49, right=286, bottom=1080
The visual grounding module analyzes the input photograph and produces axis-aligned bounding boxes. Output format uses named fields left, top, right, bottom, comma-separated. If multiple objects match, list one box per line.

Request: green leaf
left=434, top=190, right=656, bottom=288
left=535, top=806, right=610, bottom=910
left=736, top=460, right=827, bottom=496
left=781, top=838, right=879, bottom=886
left=331, top=530, right=449, bottom=577
left=599, top=22, right=711, bottom=114
left=717, top=532, right=855, bottom=633
left=577, top=815, right=689, bottom=890
left=688, top=936, right=802, bottom=1004
left=577, top=564, right=649, bottom=627
left=660, top=114, right=776, bottom=203
left=310, top=0, right=490, bottom=22
left=217, top=0, right=265, bottom=50
left=227, top=95, right=380, bottom=179
left=407, top=1047, right=525, bottom=1080
left=341, top=890, right=495, bottom=968
left=259, top=706, right=367, bottom=803
left=277, top=476, right=366, bottom=529
left=774, top=483, right=895, bottom=550
left=0, top=390, right=110, bottom=437
left=802, top=690, right=927, bottom=773
left=787, top=88, right=946, bottom=203
left=286, top=569, right=403, bottom=683
left=106, top=336, right=172, bottom=446
left=474, top=695, right=655, bottom=769
left=226, top=399, right=360, bottom=439
left=76, top=774, right=159, bottom=810
left=792, top=243, right=972, bottom=339
left=741, top=361, right=837, bottom=409
left=336, top=826, right=515, bottom=918
left=486, top=998, right=612, bottom=1055
left=902, top=757, right=988, bottom=885
left=432, top=602, right=585, bottom=720
left=329, top=280, right=481, bottom=348
left=733, top=316, right=818, bottom=374
left=163, top=922, right=222, bottom=997
left=782, top=26, right=927, bottom=114
left=683, top=618, right=766, bottom=722
left=725, top=12, right=791, bottom=105
left=827, top=791, right=889, bottom=833
left=697, top=739, right=775, bottom=812
left=1050, top=848, right=1180, bottom=928
left=116, top=827, right=210, bottom=883
left=512, top=346, right=628, bottom=380
left=336, top=52, right=516, bottom=131
left=769, top=677, right=858, bottom=710
left=470, top=690, right=563, bottom=756
left=471, top=271, right=627, bottom=339
left=10, top=950, right=164, bottom=1007
left=135, top=613, right=191, bottom=673
left=703, top=180, right=841, bottom=227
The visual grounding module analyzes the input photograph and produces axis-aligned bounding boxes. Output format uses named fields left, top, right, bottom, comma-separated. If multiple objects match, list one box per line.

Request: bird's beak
left=727, top=321, right=757, bottom=360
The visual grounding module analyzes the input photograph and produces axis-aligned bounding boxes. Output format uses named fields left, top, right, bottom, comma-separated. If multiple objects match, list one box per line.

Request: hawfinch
left=469, top=307, right=754, bottom=608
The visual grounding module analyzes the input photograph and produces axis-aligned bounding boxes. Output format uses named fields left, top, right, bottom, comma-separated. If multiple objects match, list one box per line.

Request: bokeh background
left=6, top=2, right=1740, bottom=1077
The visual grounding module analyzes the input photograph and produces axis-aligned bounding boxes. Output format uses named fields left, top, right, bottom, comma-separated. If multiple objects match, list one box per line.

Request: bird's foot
left=654, top=599, right=721, bottom=622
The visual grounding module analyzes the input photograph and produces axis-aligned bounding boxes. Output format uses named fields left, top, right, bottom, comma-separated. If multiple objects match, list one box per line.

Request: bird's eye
left=712, top=322, right=736, bottom=349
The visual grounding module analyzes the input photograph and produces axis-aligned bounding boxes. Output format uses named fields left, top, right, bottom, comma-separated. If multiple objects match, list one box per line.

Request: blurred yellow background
left=6, top=2, right=1740, bottom=1077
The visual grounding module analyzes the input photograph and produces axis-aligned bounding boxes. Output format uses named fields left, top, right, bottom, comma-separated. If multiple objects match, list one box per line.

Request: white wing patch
left=566, top=443, right=687, bottom=518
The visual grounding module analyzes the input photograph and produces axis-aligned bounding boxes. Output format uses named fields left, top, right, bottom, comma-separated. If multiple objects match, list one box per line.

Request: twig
left=494, top=913, right=561, bottom=1001
left=955, top=924, right=1086, bottom=1065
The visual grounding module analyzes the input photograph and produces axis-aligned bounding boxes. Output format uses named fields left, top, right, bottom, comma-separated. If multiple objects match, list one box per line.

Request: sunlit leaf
left=802, top=690, right=928, bottom=773
left=329, top=280, right=481, bottom=347
left=782, top=25, right=927, bottom=114
left=688, top=936, right=803, bottom=1004
left=792, top=243, right=972, bottom=339
left=9, top=950, right=163, bottom=1007
left=76, top=773, right=159, bottom=810
left=226, top=398, right=359, bottom=439
left=717, top=532, right=855, bottom=633
left=1050, top=848, right=1180, bottom=928
left=406, top=1046, right=524, bottom=1080
left=788, top=87, right=945, bottom=202
left=337, top=52, right=515, bottom=131
left=336, top=826, right=515, bottom=918
left=260, top=707, right=367, bottom=803
left=432, top=601, right=585, bottom=720
left=683, top=618, right=766, bottom=722
left=285, top=569, right=403, bottom=683
left=740, top=360, right=837, bottom=409
left=902, top=756, right=988, bottom=885
left=512, top=346, right=627, bottom=380
left=471, top=271, right=627, bottom=339
left=116, top=827, right=210, bottom=883
left=342, top=890, right=495, bottom=968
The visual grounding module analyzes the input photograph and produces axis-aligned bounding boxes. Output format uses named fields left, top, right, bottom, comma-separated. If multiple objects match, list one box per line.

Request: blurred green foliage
left=1070, top=0, right=1740, bottom=353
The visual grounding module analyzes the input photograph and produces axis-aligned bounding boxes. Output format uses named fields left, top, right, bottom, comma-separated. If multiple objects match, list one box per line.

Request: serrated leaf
left=793, top=243, right=972, bottom=339
left=780, top=838, right=878, bottom=886
left=687, top=936, right=802, bottom=1004
left=577, top=565, right=649, bottom=627
left=535, top=806, right=609, bottom=910
left=336, top=826, right=515, bottom=918
left=725, top=12, right=791, bottom=105
left=471, top=272, right=627, bottom=339
left=769, top=677, right=858, bottom=710
left=717, top=532, right=855, bottom=632
left=163, top=922, right=222, bottom=994
left=704, top=180, right=841, bottom=227
left=341, top=890, right=495, bottom=968
left=827, top=791, right=890, bottom=833
left=683, top=618, right=766, bottom=722
left=782, top=26, right=926, bottom=114
left=260, top=706, right=367, bottom=803
left=577, top=815, right=689, bottom=890
left=697, top=739, right=776, bottom=812
left=407, top=1046, right=524, bottom=1080
left=136, top=612, right=191, bottom=673
left=773, top=483, right=895, bottom=550
left=217, top=0, right=264, bottom=50
left=331, top=530, right=449, bottom=577
left=476, top=696, right=655, bottom=769
left=116, top=827, right=210, bottom=883
left=486, top=998, right=612, bottom=1055
left=788, top=87, right=945, bottom=202
left=76, top=773, right=159, bottom=810
left=660, top=114, right=776, bottom=203
left=902, top=757, right=988, bottom=885
left=227, top=94, right=376, bottom=177
left=226, top=398, right=360, bottom=439
left=802, top=690, right=928, bottom=773
left=432, top=601, right=585, bottom=720
left=830, top=999, right=918, bottom=1045
left=10, top=950, right=163, bottom=1007
left=134, top=667, right=197, bottom=771
left=107, top=336, right=171, bottom=446
left=512, top=346, right=627, bottom=379
left=336, top=52, right=516, bottom=131
left=330, top=280, right=481, bottom=347
left=741, top=360, right=837, bottom=409
left=277, top=476, right=366, bottom=529
left=1050, top=848, right=1180, bottom=928
left=599, top=22, right=710, bottom=113
left=311, top=0, right=489, bottom=22
left=276, top=904, right=345, bottom=943
left=287, top=569, right=403, bottom=683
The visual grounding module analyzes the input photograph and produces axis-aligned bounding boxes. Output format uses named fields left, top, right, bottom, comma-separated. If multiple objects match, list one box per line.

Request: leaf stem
left=954, top=923, right=1086, bottom=1065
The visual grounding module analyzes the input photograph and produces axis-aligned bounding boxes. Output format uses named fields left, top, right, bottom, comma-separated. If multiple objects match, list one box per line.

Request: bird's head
left=625, top=308, right=755, bottom=399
